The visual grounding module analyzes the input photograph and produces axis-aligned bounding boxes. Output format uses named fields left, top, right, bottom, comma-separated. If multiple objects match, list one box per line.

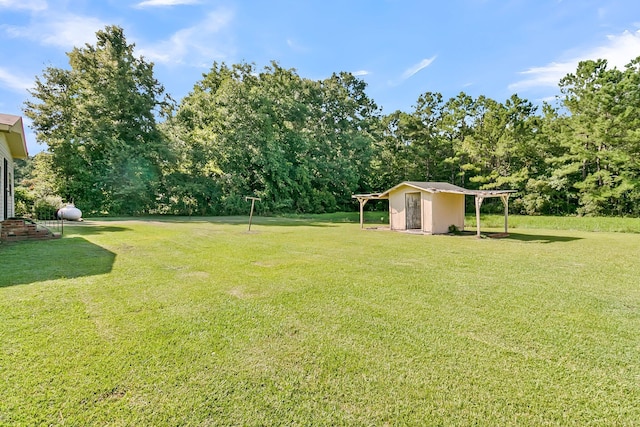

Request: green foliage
left=23, top=25, right=172, bottom=216
left=32, top=195, right=63, bottom=220
left=13, top=187, right=34, bottom=217
left=165, top=61, right=380, bottom=215
left=548, top=57, right=640, bottom=215
left=12, top=154, right=69, bottom=219
left=372, top=56, right=640, bottom=217
left=372, top=92, right=547, bottom=203
left=13, top=154, right=58, bottom=199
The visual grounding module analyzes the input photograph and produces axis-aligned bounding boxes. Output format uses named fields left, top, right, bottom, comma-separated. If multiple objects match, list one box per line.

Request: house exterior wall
left=0, top=133, right=14, bottom=221
left=431, top=192, right=465, bottom=234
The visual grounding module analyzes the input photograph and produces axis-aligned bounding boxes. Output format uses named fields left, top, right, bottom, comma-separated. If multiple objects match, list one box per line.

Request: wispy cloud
left=352, top=70, right=369, bottom=77
left=0, top=0, right=47, bottom=12
left=509, top=29, right=640, bottom=92
left=539, top=95, right=559, bottom=104
left=2, top=13, right=107, bottom=49
left=135, top=0, right=201, bottom=9
left=0, top=67, right=33, bottom=92
left=286, top=38, right=309, bottom=53
left=509, top=62, right=574, bottom=91
left=138, top=8, right=234, bottom=65
left=401, top=56, right=437, bottom=80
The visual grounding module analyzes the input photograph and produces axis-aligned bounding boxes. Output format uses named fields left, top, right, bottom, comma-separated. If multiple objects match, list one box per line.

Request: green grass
left=474, top=214, right=640, bottom=233
left=1, top=215, right=639, bottom=425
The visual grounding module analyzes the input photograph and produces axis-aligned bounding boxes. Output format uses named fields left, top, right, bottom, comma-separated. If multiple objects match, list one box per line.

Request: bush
left=14, top=187, right=35, bottom=217
left=33, top=195, right=63, bottom=220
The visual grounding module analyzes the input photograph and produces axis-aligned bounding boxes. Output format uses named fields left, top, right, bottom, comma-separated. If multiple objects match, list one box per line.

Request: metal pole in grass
left=245, top=196, right=261, bottom=231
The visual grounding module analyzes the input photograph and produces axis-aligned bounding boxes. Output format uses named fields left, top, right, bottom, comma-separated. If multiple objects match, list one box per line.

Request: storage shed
left=0, top=114, right=28, bottom=221
left=353, top=181, right=516, bottom=237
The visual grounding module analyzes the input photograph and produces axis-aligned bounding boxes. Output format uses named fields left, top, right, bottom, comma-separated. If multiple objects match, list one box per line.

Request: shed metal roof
left=378, top=181, right=516, bottom=198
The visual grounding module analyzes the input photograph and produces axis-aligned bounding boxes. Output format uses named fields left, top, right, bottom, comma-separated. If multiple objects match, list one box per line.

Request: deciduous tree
left=166, top=62, right=379, bottom=214
left=24, top=25, right=172, bottom=215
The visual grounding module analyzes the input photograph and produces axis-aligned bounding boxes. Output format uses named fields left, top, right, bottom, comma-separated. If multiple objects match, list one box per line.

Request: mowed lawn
left=1, top=215, right=639, bottom=426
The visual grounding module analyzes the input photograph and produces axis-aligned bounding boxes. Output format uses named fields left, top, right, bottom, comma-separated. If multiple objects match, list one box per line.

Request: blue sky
left=1, top=0, right=640, bottom=155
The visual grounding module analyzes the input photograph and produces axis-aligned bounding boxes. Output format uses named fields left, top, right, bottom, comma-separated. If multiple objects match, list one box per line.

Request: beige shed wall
left=0, top=133, right=15, bottom=220
left=388, top=188, right=406, bottom=230
left=421, top=192, right=433, bottom=234
left=388, top=185, right=436, bottom=233
left=388, top=185, right=466, bottom=234
left=431, top=192, right=465, bottom=234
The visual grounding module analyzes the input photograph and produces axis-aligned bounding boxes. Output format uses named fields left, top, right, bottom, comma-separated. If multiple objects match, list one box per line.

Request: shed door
left=2, top=158, right=7, bottom=220
left=405, top=192, right=421, bottom=230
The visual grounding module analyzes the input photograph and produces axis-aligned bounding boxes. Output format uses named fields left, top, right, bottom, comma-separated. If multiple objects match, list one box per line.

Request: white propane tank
left=57, top=204, right=83, bottom=221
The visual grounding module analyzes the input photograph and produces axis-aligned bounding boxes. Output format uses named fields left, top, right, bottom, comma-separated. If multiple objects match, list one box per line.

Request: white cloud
left=509, top=62, right=575, bottom=91
left=0, top=0, right=47, bottom=12
left=2, top=13, right=107, bottom=49
left=509, top=30, right=640, bottom=92
left=135, top=0, right=201, bottom=8
left=138, top=8, right=234, bottom=65
left=401, top=56, right=437, bottom=80
left=0, top=67, right=33, bottom=92
left=352, top=70, right=369, bottom=77
left=539, top=95, right=559, bottom=104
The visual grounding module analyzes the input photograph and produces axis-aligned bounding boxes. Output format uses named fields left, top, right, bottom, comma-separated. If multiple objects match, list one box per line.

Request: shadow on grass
left=0, top=237, right=116, bottom=287
left=82, top=216, right=351, bottom=228
left=62, top=222, right=130, bottom=235
left=499, top=232, right=582, bottom=243
left=450, top=230, right=582, bottom=243
left=248, top=217, right=337, bottom=227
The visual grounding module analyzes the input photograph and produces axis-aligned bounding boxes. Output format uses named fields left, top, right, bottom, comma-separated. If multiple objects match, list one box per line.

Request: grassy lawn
left=1, top=215, right=639, bottom=425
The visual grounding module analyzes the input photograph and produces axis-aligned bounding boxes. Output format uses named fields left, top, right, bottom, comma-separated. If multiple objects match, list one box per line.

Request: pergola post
left=500, top=194, right=510, bottom=234
left=353, top=194, right=385, bottom=229
left=475, top=195, right=484, bottom=238
left=357, top=197, right=368, bottom=229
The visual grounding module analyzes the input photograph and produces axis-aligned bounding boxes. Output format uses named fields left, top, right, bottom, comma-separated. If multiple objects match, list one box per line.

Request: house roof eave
left=0, top=114, right=29, bottom=159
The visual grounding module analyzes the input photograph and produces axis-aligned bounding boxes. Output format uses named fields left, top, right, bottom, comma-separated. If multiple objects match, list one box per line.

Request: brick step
left=1, top=219, right=58, bottom=242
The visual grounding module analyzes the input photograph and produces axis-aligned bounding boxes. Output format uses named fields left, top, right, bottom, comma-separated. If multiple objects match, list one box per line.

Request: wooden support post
left=357, top=197, right=368, bottom=229
left=475, top=195, right=484, bottom=238
left=500, top=194, right=510, bottom=234
left=245, top=196, right=261, bottom=231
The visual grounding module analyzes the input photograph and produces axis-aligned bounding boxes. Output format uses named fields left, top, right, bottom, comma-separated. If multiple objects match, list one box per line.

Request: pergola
left=353, top=186, right=517, bottom=237
left=352, top=193, right=385, bottom=229
left=467, top=189, right=517, bottom=237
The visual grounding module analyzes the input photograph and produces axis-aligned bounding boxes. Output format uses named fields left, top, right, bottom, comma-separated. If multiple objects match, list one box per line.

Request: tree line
left=16, top=26, right=640, bottom=217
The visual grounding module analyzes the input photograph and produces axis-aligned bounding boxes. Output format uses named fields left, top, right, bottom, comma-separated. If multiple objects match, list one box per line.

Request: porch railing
left=35, top=217, right=64, bottom=236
